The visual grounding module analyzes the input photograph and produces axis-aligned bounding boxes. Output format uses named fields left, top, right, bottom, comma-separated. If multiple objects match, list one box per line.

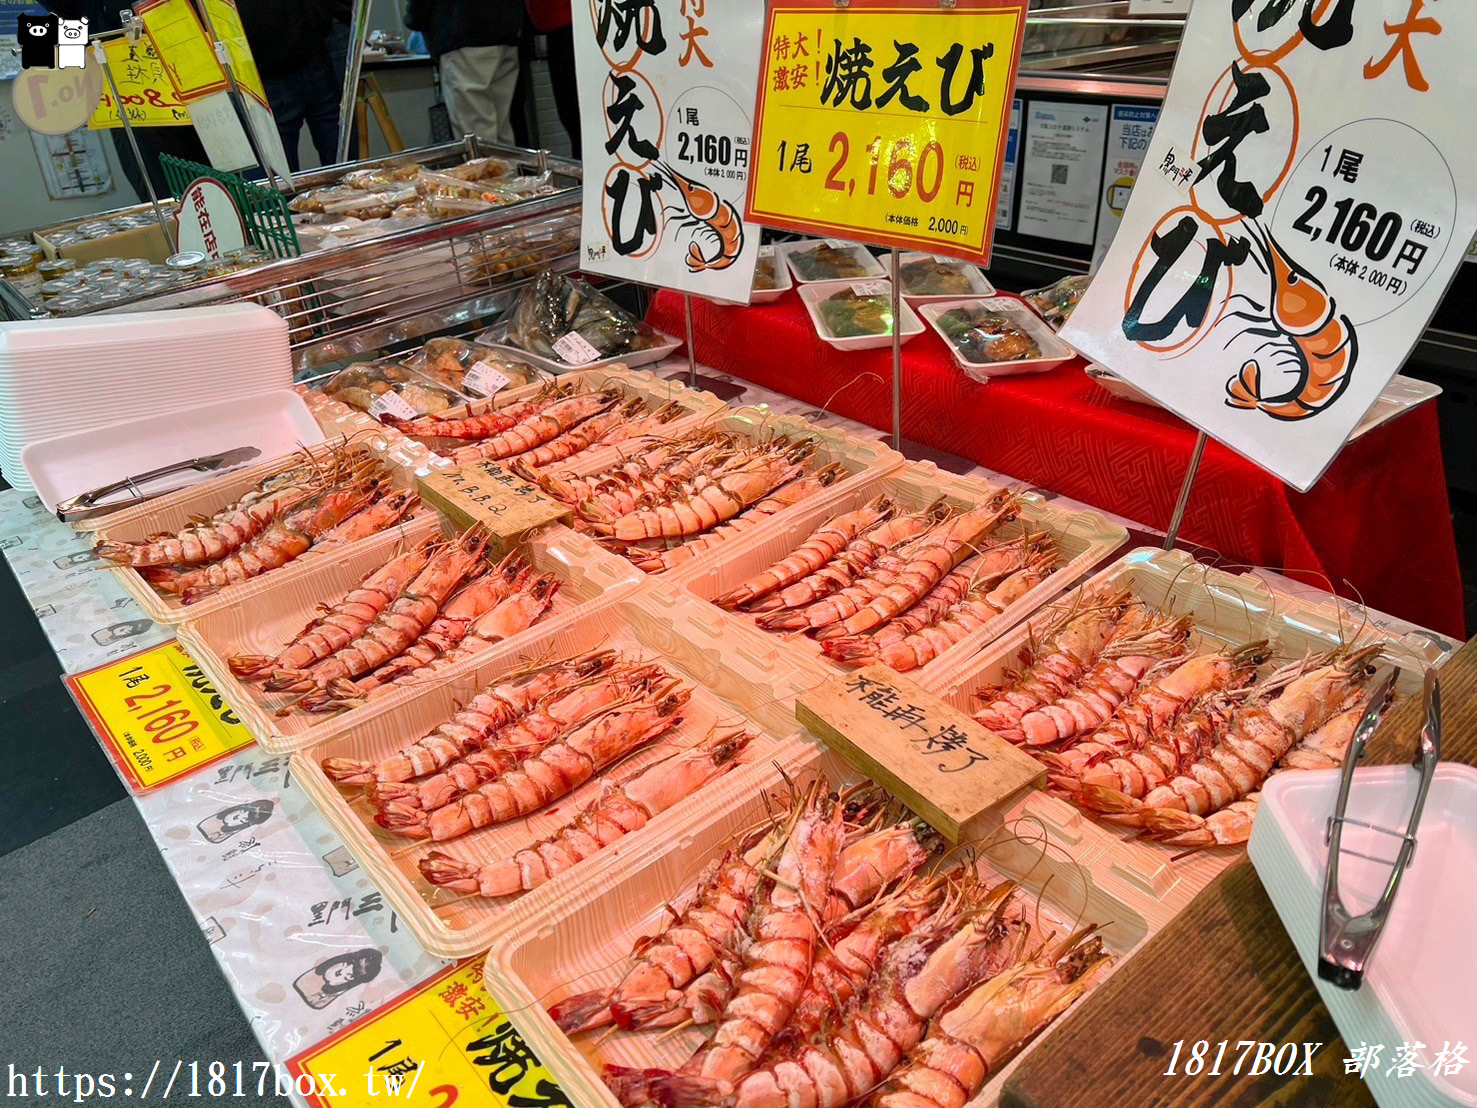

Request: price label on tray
left=462, top=360, right=512, bottom=398
left=417, top=459, right=572, bottom=555
left=852, top=280, right=891, bottom=297
left=287, top=956, right=571, bottom=1107
left=747, top=0, right=1027, bottom=263
left=759, top=244, right=776, bottom=258
left=552, top=330, right=603, bottom=366
left=65, top=640, right=254, bottom=794
left=368, top=391, right=419, bottom=422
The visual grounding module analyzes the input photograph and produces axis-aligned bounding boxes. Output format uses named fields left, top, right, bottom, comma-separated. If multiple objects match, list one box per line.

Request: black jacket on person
left=235, top=0, right=338, bottom=77
left=404, top=0, right=525, bottom=56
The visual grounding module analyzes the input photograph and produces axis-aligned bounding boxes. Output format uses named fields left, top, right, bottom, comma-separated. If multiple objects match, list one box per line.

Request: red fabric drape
left=649, top=289, right=1464, bottom=639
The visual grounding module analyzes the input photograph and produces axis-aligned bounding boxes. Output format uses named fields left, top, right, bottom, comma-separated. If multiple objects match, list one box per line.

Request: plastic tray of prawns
left=657, top=460, right=1128, bottom=687
left=917, top=546, right=1450, bottom=912
left=288, top=590, right=820, bottom=959
left=88, top=435, right=444, bottom=625
left=483, top=735, right=1154, bottom=1108
left=176, top=509, right=645, bottom=755
left=308, top=363, right=729, bottom=470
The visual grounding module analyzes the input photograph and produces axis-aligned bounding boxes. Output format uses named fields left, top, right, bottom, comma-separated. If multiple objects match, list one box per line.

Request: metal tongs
left=54, top=446, right=261, bottom=523
left=1318, top=667, right=1441, bottom=990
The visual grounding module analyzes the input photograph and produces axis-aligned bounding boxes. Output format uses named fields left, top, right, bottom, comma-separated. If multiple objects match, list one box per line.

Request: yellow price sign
left=200, top=0, right=268, bottom=106
left=287, top=957, right=572, bottom=1106
left=90, top=36, right=192, bottom=129
left=135, top=0, right=229, bottom=102
left=66, top=640, right=254, bottom=793
left=745, top=0, right=1028, bottom=263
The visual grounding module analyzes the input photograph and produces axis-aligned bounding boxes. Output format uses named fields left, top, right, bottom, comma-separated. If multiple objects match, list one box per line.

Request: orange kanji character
left=772, top=65, right=791, bottom=91
left=1363, top=0, right=1441, bottom=92
left=679, top=15, right=712, bottom=68
left=439, top=981, right=470, bottom=1009
left=789, top=63, right=808, bottom=90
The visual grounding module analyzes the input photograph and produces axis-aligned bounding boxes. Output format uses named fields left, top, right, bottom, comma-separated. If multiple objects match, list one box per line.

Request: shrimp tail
left=320, top=757, right=372, bottom=784
left=417, top=851, right=481, bottom=893
left=549, top=990, right=616, bottom=1035
left=1226, top=360, right=1263, bottom=409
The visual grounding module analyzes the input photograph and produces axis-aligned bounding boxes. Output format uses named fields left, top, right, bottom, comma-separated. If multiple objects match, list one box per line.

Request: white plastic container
left=1250, top=764, right=1477, bottom=1107
left=922, top=296, right=1076, bottom=380
left=780, top=238, right=887, bottom=283
left=798, top=278, right=925, bottom=352
left=714, top=245, right=793, bottom=305
left=888, top=251, right=996, bottom=302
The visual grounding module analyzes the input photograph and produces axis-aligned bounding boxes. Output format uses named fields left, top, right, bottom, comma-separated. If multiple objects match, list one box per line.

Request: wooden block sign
left=418, top=459, right=571, bottom=554
left=796, top=664, right=1045, bottom=843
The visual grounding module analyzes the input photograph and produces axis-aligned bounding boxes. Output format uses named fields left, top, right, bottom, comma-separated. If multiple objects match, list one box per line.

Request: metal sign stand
left=1162, top=429, right=1207, bottom=551
left=683, top=292, right=698, bottom=389
left=335, top=0, right=373, bottom=164
left=889, top=247, right=903, bottom=450
left=92, top=33, right=178, bottom=253
left=193, top=3, right=289, bottom=194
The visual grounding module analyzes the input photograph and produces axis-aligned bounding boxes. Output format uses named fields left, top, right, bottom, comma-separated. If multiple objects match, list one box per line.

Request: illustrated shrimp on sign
left=651, top=160, right=745, bottom=272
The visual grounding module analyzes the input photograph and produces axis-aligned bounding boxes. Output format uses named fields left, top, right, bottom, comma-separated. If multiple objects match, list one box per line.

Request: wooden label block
left=796, top=664, right=1045, bottom=843
left=418, top=459, right=571, bottom=555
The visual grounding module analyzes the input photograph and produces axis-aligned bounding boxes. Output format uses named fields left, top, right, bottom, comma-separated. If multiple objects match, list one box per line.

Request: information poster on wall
left=1017, top=100, right=1107, bottom=245
left=1091, top=103, right=1160, bottom=267
left=1063, top=0, right=1477, bottom=491
left=747, top=0, right=1028, bottom=263
left=995, top=97, right=1021, bottom=233
left=572, top=0, right=765, bottom=302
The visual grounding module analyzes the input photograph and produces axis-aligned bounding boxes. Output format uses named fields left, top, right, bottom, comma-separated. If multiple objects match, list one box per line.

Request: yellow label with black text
left=136, top=0, right=229, bottom=102
left=90, top=36, right=192, bottom=129
left=200, top=0, right=268, bottom=105
left=746, top=0, right=1027, bottom=262
left=67, top=640, right=254, bottom=793
left=288, top=958, right=571, bottom=1107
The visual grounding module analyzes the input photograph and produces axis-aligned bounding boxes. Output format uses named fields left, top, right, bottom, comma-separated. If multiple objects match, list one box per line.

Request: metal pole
left=889, top=247, right=902, bottom=451
left=682, top=292, right=698, bottom=389
left=1162, top=430, right=1207, bottom=551
left=193, top=4, right=288, bottom=194
left=94, top=40, right=177, bottom=252
left=335, top=0, right=373, bottom=165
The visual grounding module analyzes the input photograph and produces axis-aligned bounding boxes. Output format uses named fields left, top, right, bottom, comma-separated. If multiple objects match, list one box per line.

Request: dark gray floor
left=0, top=800, right=280, bottom=1106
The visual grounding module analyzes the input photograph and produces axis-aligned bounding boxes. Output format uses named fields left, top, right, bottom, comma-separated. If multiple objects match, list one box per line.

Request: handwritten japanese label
left=66, top=639, right=254, bottom=793
left=1063, top=0, right=1477, bottom=492
left=417, top=461, right=571, bottom=554
left=795, top=663, right=1043, bottom=842
left=575, top=0, right=765, bottom=302
left=746, top=0, right=1027, bottom=263
left=90, top=35, right=191, bottom=129
left=288, top=957, right=572, bottom=1107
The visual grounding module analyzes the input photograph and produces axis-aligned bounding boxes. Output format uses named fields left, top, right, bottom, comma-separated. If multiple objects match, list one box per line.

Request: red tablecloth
left=649, top=290, right=1465, bottom=640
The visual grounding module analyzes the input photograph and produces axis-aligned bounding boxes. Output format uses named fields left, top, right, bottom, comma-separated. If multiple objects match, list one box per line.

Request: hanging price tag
left=90, top=36, right=191, bottom=129
left=135, top=0, right=229, bottom=102
left=851, top=280, right=891, bottom=297
left=552, top=331, right=603, bottom=366
left=747, top=0, right=1028, bottom=264
left=66, top=640, right=254, bottom=794
left=368, top=391, right=419, bottom=422
left=199, top=0, right=267, bottom=105
left=462, top=360, right=512, bottom=398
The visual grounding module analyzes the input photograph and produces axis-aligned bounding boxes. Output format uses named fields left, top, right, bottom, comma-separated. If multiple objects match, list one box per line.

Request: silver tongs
left=1318, top=667, right=1441, bottom=990
left=54, top=446, right=261, bottom=522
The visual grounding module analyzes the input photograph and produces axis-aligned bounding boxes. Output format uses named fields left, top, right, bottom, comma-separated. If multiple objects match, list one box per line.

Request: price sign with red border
left=745, top=0, right=1027, bottom=263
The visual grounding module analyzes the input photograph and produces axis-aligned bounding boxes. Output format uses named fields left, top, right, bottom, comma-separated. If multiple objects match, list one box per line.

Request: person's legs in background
left=302, top=47, right=348, bottom=166
left=438, top=44, right=520, bottom=145
left=262, top=71, right=309, bottom=172
left=323, top=17, right=359, bottom=163
left=544, top=24, right=580, bottom=156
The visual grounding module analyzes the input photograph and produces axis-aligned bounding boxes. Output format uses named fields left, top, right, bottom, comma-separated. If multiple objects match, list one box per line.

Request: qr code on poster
left=1051, top=164, right=1069, bottom=184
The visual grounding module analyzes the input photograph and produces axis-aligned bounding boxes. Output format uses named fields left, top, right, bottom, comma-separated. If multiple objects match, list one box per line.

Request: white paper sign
left=995, top=98, right=1022, bottom=233
left=1092, top=103, right=1161, bottom=269
left=1063, top=0, right=1477, bottom=492
left=1018, top=101, right=1107, bottom=245
left=574, top=0, right=763, bottom=302
left=462, top=361, right=512, bottom=397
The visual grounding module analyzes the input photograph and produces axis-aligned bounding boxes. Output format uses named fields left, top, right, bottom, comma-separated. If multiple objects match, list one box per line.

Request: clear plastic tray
left=921, top=296, right=1076, bottom=381
left=889, top=251, right=997, bottom=302
left=290, top=592, right=816, bottom=958
left=921, top=547, right=1448, bottom=910
left=485, top=739, right=1154, bottom=1108
left=176, top=516, right=644, bottom=754
left=662, top=461, right=1127, bottom=685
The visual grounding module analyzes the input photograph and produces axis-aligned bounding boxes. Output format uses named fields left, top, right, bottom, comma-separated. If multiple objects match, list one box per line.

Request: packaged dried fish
left=1022, top=273, right=1091, bottom=328
left=404, top=338, right=539, bottom=396
left=898, top=256, right=974, bottom=296
left=934, top=306, right=1041, bottom=364
left=789, top=241, right=874, bottom=281
left=320, top=357, right=464, bottom=416
left=503, top=271, right=661, bottom=364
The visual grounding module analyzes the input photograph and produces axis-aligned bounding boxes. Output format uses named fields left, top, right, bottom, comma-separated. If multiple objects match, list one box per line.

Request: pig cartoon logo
left=57, top=18, right=89, bottom=69
left=17, top=13, right=58, bottom=69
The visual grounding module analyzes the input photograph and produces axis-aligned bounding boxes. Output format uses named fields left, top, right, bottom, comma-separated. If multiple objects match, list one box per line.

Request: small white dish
left=781, top=239, right=887, bottom=284
left=797, top=279, right=924, bottom=352
left=712, top=246, right=794, bottom=306
left=921, top=296, right=1075, bottom=381
left=888, top=251, right=996, bottom=303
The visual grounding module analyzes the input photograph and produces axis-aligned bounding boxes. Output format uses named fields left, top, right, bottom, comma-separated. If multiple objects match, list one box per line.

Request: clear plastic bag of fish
left=403, top=337, right=540, bottom=397
left=442, top=156, right=514, bottom=182
left=501, top=271, right=662, bottom=365
left=318, top=356, right=466, bottom=417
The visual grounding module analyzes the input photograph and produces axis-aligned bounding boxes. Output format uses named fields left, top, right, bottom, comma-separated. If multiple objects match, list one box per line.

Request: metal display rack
left=1, top=138, right=582, bottom=370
